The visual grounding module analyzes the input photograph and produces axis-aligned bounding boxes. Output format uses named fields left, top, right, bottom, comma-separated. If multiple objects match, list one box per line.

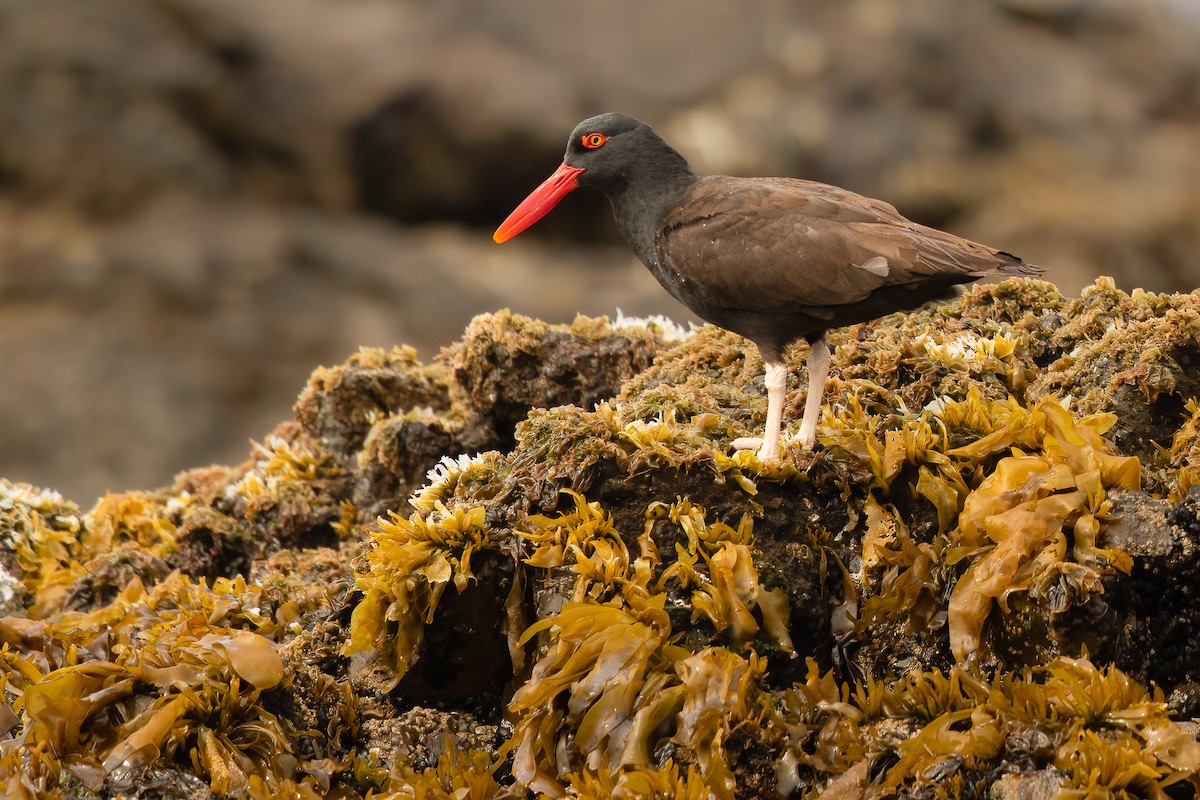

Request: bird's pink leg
left=755, top=361, right=788, bottom=462
left=795, top=335, right=830, bottom=449
left=733, top=336, right=829, bottom=461
left=732, top=360, right=788, bottom=462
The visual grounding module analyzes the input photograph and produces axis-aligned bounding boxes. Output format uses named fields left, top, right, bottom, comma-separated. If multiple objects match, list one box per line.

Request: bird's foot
left=733, top=433, right=818, bottom=462
left=792, top=428, right=818, bottom=453
left=731, top=436, right=783, bottom=464
left=731, top=436, right=763, bottom=452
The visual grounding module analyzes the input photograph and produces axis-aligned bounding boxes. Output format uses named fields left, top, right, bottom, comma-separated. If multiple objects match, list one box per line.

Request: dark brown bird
left=494, top=113, right=1041, bottom=463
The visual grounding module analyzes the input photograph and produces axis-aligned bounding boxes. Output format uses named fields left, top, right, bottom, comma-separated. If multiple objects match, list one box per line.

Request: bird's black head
left=562, top=113, right=692, bottom=192
left=492, top=113, right=692, bottom=244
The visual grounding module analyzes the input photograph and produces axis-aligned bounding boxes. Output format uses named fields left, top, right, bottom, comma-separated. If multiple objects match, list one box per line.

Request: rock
left=3, top=280, right=1200, bottom=797
left=989, top=769, right=1064, bottom=800
left=1104, top=487, right=1200, bottom=687
left=1028, top=278, right=1200, bottom=466
left=447, top=311, right=657, bottom=438
left=814, top=760, right=869, bottom=800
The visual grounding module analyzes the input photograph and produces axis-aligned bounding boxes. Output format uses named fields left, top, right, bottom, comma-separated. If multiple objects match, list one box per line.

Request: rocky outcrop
left=1, top=278, right=1199, bottom=798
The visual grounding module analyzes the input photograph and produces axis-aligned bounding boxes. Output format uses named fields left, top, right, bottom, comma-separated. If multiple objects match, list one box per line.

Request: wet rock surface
left=2, top=280, right=1200, bottom=797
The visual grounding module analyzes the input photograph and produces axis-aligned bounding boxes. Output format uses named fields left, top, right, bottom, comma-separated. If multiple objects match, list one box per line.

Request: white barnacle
left=611, top=309, right=696, bottom=343
left=409, top=452, right=490, bottom=513
left=917, top=331, right=1020, bottom=374
left=425, top=452, right=477, bottom=486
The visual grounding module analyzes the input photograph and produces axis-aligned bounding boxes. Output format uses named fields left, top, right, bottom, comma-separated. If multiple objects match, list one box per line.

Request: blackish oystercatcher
left=494, top=113, right=1041, bottom=463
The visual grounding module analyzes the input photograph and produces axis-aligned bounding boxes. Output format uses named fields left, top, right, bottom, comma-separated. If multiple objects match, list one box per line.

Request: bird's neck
left=607, top=158, right=697, bottom=267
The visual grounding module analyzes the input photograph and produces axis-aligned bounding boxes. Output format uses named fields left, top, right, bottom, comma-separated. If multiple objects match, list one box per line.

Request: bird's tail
left=996, top=251, right=1045, bottom=276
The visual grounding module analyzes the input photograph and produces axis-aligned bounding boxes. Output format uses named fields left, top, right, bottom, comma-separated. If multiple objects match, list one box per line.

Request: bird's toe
left=731, top=436, right=764, bottom=451
left=756, top=444, right=781, bottom=463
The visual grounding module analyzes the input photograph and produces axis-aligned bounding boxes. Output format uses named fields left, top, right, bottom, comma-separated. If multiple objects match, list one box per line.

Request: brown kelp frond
left=857, top=495, right=948, bottom=634
left=881, top=707, right=1004, bottom=791
left=0, top=481, right=86, bottom=615
left=648, top=499, right=794, bottom=656
left=516, top=489, right=633, bottom=604
left=107, top=625, right=288, bottom=794
left=516, top=493, right=794, bottom=656
left=648, top=497, right=754, bottom=554
left=507, top=597, right=684, bottom=797
left=817, top=387, right=927, bottom=493
left=833, top=386, right=1141, bottom=666
left=945, top=400, right=1139, bottom=664
left=1054, top=729, right=1163, bottom=800
left=1039, top=657, right=1200, bottom=797
left=861, top=656, right=1200, bottom=798
left=672, top=647, right=767, bottom=799
left=562, top=759, right=711, bottom=800
left=345, top=502, right=492, bottom=679
left=0, top=565, right=302, bottom=797
left=1166, top=398, right=1200, bottom=501
left=773, top=658, right=868, bottom=780
left=233, top=432, right=340, bottom=508
left=12, top=489, right=186, bottom=620
left=511, top=486, right=798, bottom=797
left=507, top=592, right=772, bottom=800
left=360, top=737, right=502, bottom=800
left=912, top=330, right=1024, bottom=391
left=771, top=660, right=989, bottom=791
left=688, top=541, right=767, bottom=651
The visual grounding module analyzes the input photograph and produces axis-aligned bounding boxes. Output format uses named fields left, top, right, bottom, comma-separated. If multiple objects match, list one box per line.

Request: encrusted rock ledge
left=2, top=277, right=1200, bottom=799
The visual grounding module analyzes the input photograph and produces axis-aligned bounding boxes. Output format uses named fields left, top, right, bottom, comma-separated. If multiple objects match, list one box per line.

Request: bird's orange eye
left=581, top=133, right=609, bottom=149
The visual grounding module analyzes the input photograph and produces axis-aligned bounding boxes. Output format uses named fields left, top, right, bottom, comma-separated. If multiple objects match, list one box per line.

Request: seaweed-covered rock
left=1029, top=278, right=1200, bottom=467
left=447, top=310, right=658, bottom=438
left=294, top=313, right=660, bottom=521
left=0, top=482, right=85, bottom=616
left=1102, top=488, right=1200, bottom=690
left=2, top=279, right=1200, bottom=799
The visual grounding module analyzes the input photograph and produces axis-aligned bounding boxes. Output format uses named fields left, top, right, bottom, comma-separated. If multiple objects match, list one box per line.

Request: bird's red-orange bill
left=493, top=164, right=585, bottom=243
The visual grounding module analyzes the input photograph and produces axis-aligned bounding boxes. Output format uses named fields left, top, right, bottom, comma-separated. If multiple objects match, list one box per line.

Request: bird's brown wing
left=657, top=176, right=1023, bottom=315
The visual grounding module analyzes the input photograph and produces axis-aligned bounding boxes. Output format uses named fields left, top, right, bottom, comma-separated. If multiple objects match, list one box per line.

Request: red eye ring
left=581, top=133, right=609, bottom=149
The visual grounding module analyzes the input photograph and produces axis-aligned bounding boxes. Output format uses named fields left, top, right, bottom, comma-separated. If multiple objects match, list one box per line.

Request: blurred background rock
left=1, top=0, right=1198, bottom=502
